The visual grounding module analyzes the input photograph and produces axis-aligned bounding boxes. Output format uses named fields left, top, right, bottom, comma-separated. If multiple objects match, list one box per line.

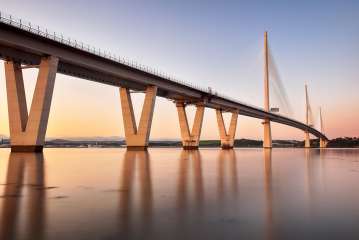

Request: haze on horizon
left=0, top=0, right=358, bottom=140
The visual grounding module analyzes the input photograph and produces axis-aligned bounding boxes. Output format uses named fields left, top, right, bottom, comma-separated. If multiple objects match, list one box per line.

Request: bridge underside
left=0, top=22, right=328, bottom=151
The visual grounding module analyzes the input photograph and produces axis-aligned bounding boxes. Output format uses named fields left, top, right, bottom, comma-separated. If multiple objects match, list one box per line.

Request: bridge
left=0, top=13, right=328, bottom=152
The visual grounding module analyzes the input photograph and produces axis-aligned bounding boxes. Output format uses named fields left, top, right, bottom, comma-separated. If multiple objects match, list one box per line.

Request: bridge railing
left=0, top=11, right=210, bottom=92
left=0, top=11, right=316, bottom=131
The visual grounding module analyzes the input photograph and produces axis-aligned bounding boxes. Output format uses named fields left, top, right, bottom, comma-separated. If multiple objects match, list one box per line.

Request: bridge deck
left=0, top=15, right=328, bottom=141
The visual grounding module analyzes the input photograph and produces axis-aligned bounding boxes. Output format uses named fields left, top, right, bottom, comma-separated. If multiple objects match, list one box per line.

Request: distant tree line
left=0, top=137, right=358, bottom=148
left=326, top=137, right=359, bottom=148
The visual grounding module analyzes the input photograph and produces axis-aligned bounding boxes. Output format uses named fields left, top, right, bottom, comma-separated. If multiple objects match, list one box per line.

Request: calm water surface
left=0, top=148, right=359, bottom=240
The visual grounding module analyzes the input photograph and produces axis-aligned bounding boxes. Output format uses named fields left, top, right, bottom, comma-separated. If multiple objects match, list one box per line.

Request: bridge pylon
left=119, top=86, right=157, bottom=150
left=304, top=84, right=311, bottom=148
left=176, top=102, right=205, bottom=150
left=263, top=31, right=272, bottom=148
left=4, top=56, right=58, bottom=152
left=319, top=138, right=328, bottom=148
left=319, top=107, right=328, bottom=148
left=216, top=109, right=238, bottom=149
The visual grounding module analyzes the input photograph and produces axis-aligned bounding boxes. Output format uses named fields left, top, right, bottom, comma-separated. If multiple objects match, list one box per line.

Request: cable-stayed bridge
left=0, top=12, right=328, bottom=152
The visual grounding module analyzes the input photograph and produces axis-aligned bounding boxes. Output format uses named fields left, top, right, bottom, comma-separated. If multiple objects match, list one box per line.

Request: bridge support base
left=176, top=102, right=204, bottom=150
left=304, top=131, right=310, bottom=148
left=5, top=57, right=58, bottom=152
left=183, top=146, right=199, bottom=150
left=263, top=118, right=272, bottom=148
left=319, top=138, right=328, bottom=148
left=120, top=86, right=157, bottom=150
left=11, top=146, right=44, bottom=152
left=126, top=146, right=148, bottom=151
left=221, top=145, right=234, bottom=149
left=216, top=109, right=238, bottom=149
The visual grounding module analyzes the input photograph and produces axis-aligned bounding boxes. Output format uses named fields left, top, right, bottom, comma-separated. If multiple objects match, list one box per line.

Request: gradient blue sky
left=0, top=0, right=358, bottom=139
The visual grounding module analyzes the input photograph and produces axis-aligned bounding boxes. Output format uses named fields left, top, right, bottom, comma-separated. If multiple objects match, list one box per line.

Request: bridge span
left=0, top=13, right=328, bottom=151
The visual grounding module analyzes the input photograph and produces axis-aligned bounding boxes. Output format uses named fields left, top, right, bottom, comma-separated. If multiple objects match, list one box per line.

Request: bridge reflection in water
left=116, top=149, right=272, bottom=239
left=0, top=153, right=46, bottom=240
left=118, top=150, right=153, bottom=239
left=1, top=149, right=359, bottom=240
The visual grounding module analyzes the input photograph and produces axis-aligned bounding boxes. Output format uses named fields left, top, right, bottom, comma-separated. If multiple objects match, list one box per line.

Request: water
left=0, top=148, right=358, bottom=240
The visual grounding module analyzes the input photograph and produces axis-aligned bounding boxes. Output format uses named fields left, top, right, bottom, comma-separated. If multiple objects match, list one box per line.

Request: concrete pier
left=304, top=131, right=310, bottom=148
left=5, top=57, right=58, bottom=152
left=319, top=138, right=328, bottom=148
left=263, top=31, right=272, bottom=148
left=319, top=107, right=327, bottom=148
left=263, top=119, right=272, bottom=148
left=304, top=85, right=311, bottom=148
left=216, top=109, right=238, bottom=149
left=176, top=102, right=204, bottom=150
left=120, top=86, right=157, bottom=150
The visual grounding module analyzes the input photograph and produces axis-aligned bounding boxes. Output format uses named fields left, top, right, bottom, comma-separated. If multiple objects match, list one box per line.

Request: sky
left=0, top=0, right=358, bottom=140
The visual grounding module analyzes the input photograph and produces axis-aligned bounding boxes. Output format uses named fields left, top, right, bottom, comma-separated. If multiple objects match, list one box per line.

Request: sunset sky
left=0, top=0, right=358, bottom=140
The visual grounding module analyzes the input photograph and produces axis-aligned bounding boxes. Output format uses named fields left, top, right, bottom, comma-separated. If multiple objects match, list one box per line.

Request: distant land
left=0, top=137, right=358, bottom=148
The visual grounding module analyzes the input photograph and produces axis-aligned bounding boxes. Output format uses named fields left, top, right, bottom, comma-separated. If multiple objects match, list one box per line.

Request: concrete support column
left=119, top=86, right=157, bottom=150
left=216, top=109, right=238, bottom=149
left=304, top=131, right=310, bottom=148
left=319, top=138, right=328, bottom=148
left=263, top=32, right=272, bottom=149
left=5, top=57, right=58, bottom=152
left=263, top=119, right=272, bottom=148
left=319, top=108, right=327, bottom=148
left=176, top=102, right=205, bottom=150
